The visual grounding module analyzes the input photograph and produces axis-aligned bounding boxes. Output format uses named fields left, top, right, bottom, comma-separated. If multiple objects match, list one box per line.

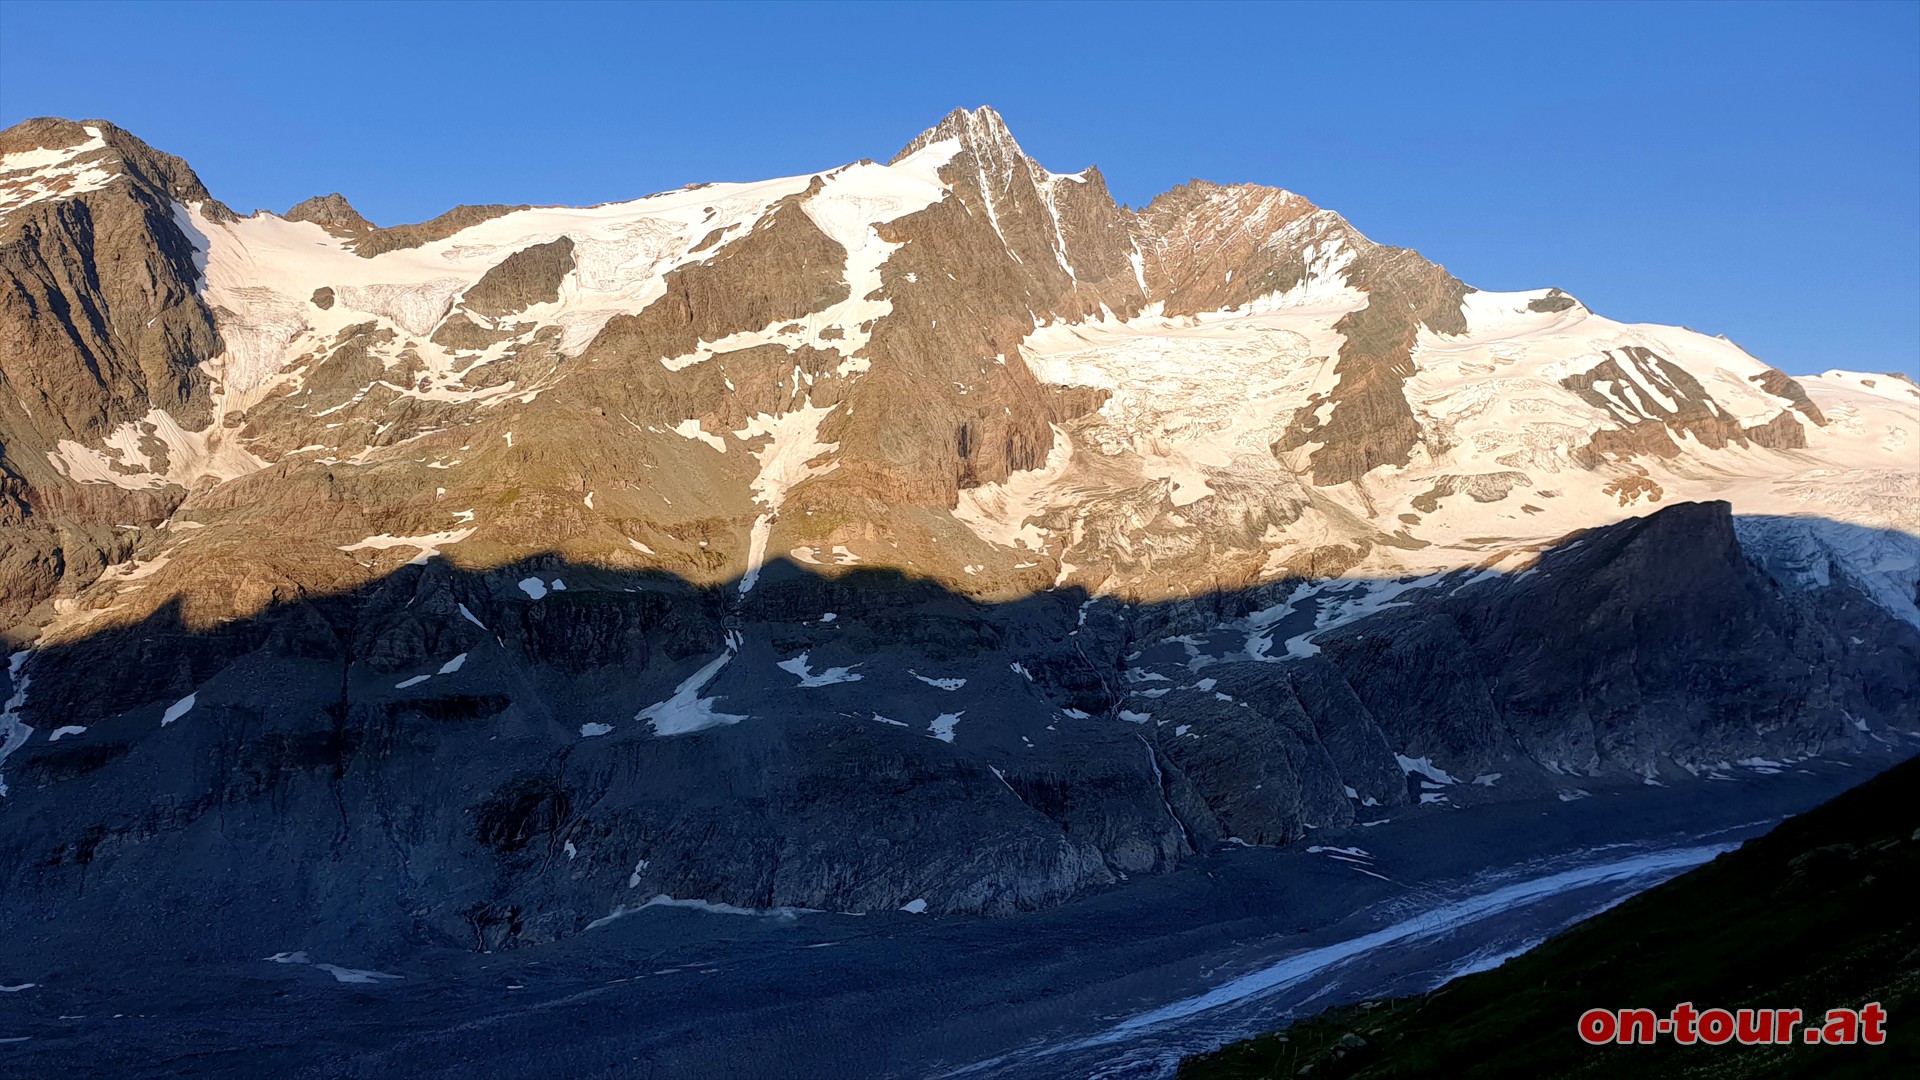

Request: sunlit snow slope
left=1, top=108, right=1914, bottom=642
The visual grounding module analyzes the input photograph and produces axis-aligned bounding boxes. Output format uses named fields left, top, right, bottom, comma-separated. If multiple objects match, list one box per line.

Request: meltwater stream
left=946, top=841, right=1739, bottom=1079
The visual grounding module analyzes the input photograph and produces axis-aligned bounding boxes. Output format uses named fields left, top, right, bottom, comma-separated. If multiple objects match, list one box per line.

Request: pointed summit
left=891, top=105, right=1031, bottom=166
left=882, top=104, right=1149, bottom=326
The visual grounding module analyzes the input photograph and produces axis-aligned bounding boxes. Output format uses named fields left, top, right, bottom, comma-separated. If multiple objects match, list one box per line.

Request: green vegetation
left=1182, top=757, right=1920, bottom=1079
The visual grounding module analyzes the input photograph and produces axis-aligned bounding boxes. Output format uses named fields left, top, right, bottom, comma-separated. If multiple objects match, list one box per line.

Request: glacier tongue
left=1735, top=515, right=1920, bottom=628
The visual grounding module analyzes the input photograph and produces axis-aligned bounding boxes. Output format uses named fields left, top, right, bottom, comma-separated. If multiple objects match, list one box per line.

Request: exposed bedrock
left=0, top=502, right=1913, bottom=963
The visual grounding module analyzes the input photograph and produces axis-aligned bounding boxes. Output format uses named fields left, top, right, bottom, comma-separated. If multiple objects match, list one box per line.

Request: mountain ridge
left=4, top=105, right=1911, bottom=644
left=1, top=107, right=1916, bottom=1040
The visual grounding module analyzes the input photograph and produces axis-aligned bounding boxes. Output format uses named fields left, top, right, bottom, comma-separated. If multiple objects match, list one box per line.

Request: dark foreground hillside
left=1181, top=752, right=1920, bottom=1079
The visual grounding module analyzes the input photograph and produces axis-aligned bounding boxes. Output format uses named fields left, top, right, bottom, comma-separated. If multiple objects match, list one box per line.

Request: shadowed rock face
left=0, top=503, right=1915, bottom=962
left=1181, top=749, right=1920, bottom=1080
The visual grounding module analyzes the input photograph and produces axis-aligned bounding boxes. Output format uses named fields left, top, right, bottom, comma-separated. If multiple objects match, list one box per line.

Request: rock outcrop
left=0, top=119, right=233, bottom=624
left=285, top=192, right=374, bottom=237
left=1, top=502, right=1915, bottom=963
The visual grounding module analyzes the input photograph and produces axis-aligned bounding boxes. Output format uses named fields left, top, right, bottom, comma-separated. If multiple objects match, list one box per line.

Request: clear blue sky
left=3, top=0, right=1916, bottom=378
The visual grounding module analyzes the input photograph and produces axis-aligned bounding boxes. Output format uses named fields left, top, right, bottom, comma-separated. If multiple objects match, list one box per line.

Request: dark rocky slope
left=1180, top=749, right=1920, bottom=1079
left=1, top=502, right=1914, bottom=969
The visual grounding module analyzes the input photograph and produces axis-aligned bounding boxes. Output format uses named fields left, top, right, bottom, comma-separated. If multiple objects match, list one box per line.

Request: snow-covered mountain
left=0, top=109, right=1915, bottom=955
left=4, top=106, right=1913, bottom=637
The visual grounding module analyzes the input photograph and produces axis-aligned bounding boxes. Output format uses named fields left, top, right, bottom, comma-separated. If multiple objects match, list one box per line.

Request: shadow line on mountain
left=6, top=500, right=1915, bottom=766
left=0, top=501, right=1915, bottom=954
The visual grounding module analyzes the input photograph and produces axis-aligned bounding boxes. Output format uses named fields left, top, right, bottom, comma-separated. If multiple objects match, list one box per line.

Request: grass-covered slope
left=1181, top=754, right=1920, bottom=1079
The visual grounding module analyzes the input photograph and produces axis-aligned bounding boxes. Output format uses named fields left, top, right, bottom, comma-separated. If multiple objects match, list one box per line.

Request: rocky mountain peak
left=879, top=105, right=1140, bottom=319
left=0, top=111, right=1910, bottom=640
left=285, top=191, right=375, bottom=236
left=1, top=116, right=225, bottom=232
left=0, top=117, right=225, bottom=546
left=0, top=116, right=106, bottom=156
left=891, top=104, right=1029, bottom=166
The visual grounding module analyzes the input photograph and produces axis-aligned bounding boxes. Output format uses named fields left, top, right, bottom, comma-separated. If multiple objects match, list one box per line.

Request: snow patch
left=671, top=418, right=727, bottom=453
left=339, top=527, right=476, bottom=566
left=951, top=424, right=1073, bottom=551
left=317, top=964, right=402, bottom=985
left=262, top=952, right=400, bottom=985
left=776, top=652, right=863, bottom=688
left=1735, top=516, right=1920, bottom=629
left=638, top=636, right=747, bottom=736
left=734, top=404, right=840, bottom=594
left=927, top=712, right=964, bottom=743
left=160, top=693, right=197, bottom=726
left=1396, top=754, right=1459, bottom=785
left=0, top=652, right=34, bottom=798
left=0, top=125, right=117, bottom=224
left=587, top=893, right=813, bottom=930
